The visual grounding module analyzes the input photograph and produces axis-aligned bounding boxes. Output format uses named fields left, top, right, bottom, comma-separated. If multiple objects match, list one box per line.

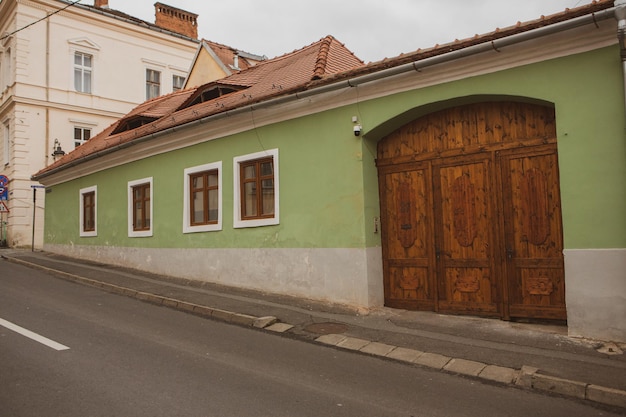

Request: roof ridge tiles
left=313, top=36, right=334, bottom=80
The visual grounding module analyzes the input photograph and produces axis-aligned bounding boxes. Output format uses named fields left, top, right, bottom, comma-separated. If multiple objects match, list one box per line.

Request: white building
left=0, top=0, right=204, bottom=248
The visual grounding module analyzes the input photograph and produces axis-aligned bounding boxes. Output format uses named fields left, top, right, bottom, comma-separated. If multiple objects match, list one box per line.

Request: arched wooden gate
left=377, top=101, right=566, bottom=320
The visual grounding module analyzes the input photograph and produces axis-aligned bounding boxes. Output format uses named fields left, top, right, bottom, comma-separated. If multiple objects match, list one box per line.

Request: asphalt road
left=0, top=259, right=621, bottom=417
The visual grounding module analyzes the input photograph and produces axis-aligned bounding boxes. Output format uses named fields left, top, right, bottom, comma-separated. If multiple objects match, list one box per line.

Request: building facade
left=34, top=1, right=626, bottom=342
left=0, top=0, right=202, bottom=247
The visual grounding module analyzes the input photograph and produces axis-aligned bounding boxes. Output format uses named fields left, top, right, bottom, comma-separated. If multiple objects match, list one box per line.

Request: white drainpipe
left=616, top=0, right=626, bottom=115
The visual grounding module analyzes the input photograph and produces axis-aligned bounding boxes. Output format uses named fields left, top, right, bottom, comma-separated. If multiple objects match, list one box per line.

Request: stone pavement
left=2, top=249, right=625, bottom=411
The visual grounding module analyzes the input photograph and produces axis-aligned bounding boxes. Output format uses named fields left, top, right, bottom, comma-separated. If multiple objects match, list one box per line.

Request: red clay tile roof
left=203, top=40, right=263, bottom=71
left=34, top=35, right=364, bottom=178
left=34, top=1, right=614, bottom=179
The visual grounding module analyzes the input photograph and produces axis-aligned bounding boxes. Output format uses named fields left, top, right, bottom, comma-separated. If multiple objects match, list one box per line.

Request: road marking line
left=0, top=318, right=70, bottom=351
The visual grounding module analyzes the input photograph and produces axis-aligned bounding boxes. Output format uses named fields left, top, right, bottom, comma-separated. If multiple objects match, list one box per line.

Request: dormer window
left=111, top=115, right=157, bottom=135
left=181, top=82, right=247, bottom=109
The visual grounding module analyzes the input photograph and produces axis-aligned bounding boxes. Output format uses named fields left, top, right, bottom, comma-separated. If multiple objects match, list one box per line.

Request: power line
left=1, top=0, right=83, bottom=42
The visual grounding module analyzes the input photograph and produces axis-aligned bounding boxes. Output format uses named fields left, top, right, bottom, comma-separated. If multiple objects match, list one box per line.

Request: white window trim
left=233, top=148, right=279, bottom=228
left=79, top=185, right=97, bottom=237
left=172, top=73, right=186, bottom=92
left=72, top=50, right=93, bottom=94
left=73, top=125, right=91, bottom=147
left=145, top=67, right=162, bottom=100
left=68, top=38, right=99, bottom=95
left=183, top=161, right=222, bottom=233
left=128, top=177, right=153, bottom=238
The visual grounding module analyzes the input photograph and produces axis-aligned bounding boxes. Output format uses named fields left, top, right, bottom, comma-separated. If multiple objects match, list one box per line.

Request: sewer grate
left=304, top=322, right=349, bottom=335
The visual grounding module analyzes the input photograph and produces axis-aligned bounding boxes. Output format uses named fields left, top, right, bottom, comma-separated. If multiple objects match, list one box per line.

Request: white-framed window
left=74, top=51, right=92, bottom=93
left=146, top=69, right=161, bottom=99
left=74, top=126, right=91, bottom=148
left=173, top=74, right=185, bottom=92
left=183, top=161, right=222, bottom=233
left=128, top=177, right=153, bottom=237
left=79, top=185, right=97, bottom=237
left=2, top=121, right=9, bottom=166
left=233, top=149, right=279, bottom=228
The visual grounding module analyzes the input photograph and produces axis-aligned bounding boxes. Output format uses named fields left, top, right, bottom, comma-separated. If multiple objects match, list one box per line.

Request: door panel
left=500, top=145, right=566, bottom=319
left=434, top=156, right=499, bottom=315
left=380, top=164, right=435, bottom=310
left=377, top=101, right=565, bottom=321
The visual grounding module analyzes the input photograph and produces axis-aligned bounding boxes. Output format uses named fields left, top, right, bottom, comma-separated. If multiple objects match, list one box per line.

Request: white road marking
left=0, top=318, right=70, bottom=351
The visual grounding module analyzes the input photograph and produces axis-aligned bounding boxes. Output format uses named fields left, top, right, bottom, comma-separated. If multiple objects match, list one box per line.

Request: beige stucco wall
left=0, top=0, right=198, bottom=247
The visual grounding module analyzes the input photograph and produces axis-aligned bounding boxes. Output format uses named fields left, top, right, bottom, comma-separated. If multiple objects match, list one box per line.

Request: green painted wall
left=45, top=106, right=370, bottom=249
left=45, top=45, right=626, bottom=250
left=358, top=45, right=625, bottom=249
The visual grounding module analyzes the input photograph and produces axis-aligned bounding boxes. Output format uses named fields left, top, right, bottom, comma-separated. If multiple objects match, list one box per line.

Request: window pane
left=262, top=179, right=274, bottom=215
left=243, top=165, right=256, bottom=179
left=208, top=189, right=218, bottom=221
left=208, top=173, right=218, bottom=187
left=84, top=70, right=91, bottom=93
left=261, top=162, right=273, bottom=176
left=75, top=53, right=81, bottom=65
left=144, top=212, right=150, bottom=228
left=192, top=191, right=204, bottom=224
left=74, top=69, right=81, bottom=90
left=84, top=55, right=92, bottom=68
left=244, top=182, right=257, bottom=217
left=192, top=175, right=203, bottom=189
left=74, top=128, right=81, bottom=140
left=135, top=208, right=143, bottom=229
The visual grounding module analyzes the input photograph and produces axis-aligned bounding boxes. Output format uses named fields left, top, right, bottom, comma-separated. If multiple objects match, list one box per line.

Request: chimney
left=94, top=0, right=109, bottom=8
left=154, top=2, right=198, bottom=39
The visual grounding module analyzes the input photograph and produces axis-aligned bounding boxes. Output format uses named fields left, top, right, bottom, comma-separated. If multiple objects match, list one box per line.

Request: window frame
left=73, top=126, right=91, bottom=148
left=128, top=177, right=153, bottom=237
left=172, top=74, right=186, bottom=92
left=183, top=162, right=222, bottom=233
left=146, top=68, right=161, bottom=100
left=79, top=185, right=97, bottom=237
left=73, top=51, right=92, bottom=94
left=233, top=149, right=279, bottom=228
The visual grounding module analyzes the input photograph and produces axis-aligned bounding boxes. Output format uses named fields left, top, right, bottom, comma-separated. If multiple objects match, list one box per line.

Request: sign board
left=0, top=201, right=9, bottom=213
left=0, top=175, right=8, bottom=201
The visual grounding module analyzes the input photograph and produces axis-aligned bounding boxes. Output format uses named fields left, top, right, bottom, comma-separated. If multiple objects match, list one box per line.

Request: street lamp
left=51, top=139, right=65, bottom=160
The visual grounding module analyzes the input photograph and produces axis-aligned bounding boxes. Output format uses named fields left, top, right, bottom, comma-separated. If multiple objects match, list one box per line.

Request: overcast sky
left=95, top=0, right=585, bottom=63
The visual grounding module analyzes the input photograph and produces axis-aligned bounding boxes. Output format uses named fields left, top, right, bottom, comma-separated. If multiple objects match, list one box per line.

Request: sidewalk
left=2, top=249, right=625, bottom=411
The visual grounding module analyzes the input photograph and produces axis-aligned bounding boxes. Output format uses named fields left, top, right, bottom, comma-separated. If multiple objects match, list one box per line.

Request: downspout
left=45, top=18, right=50, bottom=167
left=615, top=0, right=626, bottom=116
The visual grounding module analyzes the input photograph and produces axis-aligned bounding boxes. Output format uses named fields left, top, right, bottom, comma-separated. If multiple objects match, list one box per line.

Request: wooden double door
left=377, top=102, right=566, bottom=320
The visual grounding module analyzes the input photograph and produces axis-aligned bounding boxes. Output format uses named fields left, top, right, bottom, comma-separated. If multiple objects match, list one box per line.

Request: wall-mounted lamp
left=51, top=139, right=65, bottom=160
left=352, top=116, right=363, bottom=137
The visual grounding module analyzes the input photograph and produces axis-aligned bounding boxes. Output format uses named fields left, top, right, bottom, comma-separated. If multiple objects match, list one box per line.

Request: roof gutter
left=34, top=6, right=617, bottom=182
left=615, top=0, right=626, bottom=118
left=299, top=6, right=617, bottom=96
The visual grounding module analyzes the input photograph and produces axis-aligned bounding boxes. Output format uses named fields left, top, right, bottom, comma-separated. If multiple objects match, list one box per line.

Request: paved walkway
left=2, top=249, right=625, bottom=411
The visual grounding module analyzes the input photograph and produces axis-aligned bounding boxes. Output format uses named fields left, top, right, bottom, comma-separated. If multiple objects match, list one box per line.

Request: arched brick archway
left=377, top=101, right=566, bottom=320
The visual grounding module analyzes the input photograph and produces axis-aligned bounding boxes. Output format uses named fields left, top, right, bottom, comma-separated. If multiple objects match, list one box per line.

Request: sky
left=93, top=0, right=586, bottom=63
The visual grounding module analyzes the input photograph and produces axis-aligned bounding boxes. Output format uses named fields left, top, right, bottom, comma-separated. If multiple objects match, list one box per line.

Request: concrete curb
left=315, top=334, right=626, bottom=411
left=3, top=256, right=277, bottom=329
left=5, top=255, right=626, bottom=411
